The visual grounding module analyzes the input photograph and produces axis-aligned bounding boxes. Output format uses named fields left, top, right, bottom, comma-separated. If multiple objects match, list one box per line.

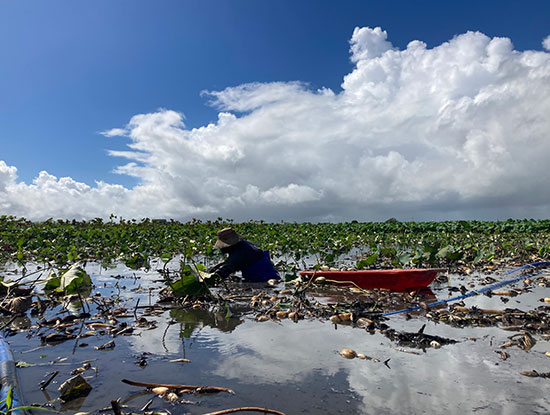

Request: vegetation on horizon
left=1, top=215, right=550, bottom=272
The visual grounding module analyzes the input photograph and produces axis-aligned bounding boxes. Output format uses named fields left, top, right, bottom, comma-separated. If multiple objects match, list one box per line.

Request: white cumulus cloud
left=2, top=27, right=550, bottom=222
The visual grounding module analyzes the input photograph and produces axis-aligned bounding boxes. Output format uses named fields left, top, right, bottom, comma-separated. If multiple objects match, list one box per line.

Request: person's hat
left=214, top=228, right=243, bottom=249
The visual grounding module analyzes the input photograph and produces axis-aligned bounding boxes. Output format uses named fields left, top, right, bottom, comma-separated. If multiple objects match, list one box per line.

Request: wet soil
left=1, top=262, right=550, bottom=414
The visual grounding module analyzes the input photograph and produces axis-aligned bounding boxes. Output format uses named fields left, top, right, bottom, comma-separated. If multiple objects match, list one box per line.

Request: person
left=208, top=228, right=280, bottom=282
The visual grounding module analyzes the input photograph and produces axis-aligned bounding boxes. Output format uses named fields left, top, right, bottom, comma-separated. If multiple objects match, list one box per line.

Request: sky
left=1, top=0, right=550, bottom=223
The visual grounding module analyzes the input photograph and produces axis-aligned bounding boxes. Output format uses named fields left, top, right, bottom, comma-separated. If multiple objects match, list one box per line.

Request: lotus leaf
left=44, top=263, right=91, bottom=295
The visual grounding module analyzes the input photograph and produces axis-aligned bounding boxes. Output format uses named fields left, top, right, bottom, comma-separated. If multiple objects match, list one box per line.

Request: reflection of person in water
left=171, top=307, right=245, bottom=337
left=208, top=228, right=280, bottom=282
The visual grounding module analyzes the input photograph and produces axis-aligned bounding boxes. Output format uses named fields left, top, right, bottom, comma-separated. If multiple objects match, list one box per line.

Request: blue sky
left=1, top=1, right=550, bottom=221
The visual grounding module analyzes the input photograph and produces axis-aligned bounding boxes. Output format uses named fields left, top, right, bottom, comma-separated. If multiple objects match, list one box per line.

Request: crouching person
left=209, top=228, right=280, bottom=282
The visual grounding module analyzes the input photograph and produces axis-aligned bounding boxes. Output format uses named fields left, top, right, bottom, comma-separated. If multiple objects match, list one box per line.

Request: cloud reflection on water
left=128, top=309, right=550, bottom=414
left=100, top=265, right=550, bottom=414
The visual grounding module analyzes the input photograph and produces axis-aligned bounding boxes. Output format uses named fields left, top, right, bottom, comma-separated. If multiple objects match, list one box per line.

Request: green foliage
left=1, top=216, right=550, bottom=271
left=44, top=263, right=92, bottom=296
left=169, top=263, right=212, bottom=297
left=357, top=254, right=378, bottom=269
left=0, top=385, right=57, bottom=414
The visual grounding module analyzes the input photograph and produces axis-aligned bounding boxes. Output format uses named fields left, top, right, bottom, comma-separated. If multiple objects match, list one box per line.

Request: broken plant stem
left=140, top=398, right=154, bottom=411
left=133, top=298, right=140, bottom=321
left=40, top=370, right=59, bottom=390
left=0, top=315, right=18, bottom=331
left=293, top=271, right=317, bottom=297
left=9, top=266, right=49, bottom=284
left=322, top=279, right=369, bottom=292
left=71, top=320, right=87, bottom=355
left=111, top=398, right=122, bottom=415
left=202, top=407, right=286, bottom=415
left=121, top=379, right=235, bottom=394
left=161, top=320, right=175, bottom=353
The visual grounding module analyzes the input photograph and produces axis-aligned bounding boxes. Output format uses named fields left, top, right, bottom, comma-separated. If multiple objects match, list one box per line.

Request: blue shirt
left=211, top=240, right=280, bottom=282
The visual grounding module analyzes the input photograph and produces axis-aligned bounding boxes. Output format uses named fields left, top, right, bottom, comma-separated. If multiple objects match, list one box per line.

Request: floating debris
left=169, top=358, right=190, bottom=364
left=329, top=313, right=353, bottom=324
left=493, top=291, right=517, bottom=296
left=287, top=311, right=299, bottom=321
left=203, top=407, right=286, bottom=415
left=383, top=324, right=457, bottom=349
left=339, top=348, right=357, bottom=359
left=500, top=332, right=537, bottom=351
left=152, top=386, right=170, bottom=395
left=40, top=370, right=59, bottom=389
left=41, top=333, right=76, bottom=344
left=87, top=322, right=114, bottom=330
left=430, top=340, right=441, bottom=349
left=515, top=332, right=536, bottom=351
left=122, top=378, right=235, bottom=395
left=355, top=317, right=374, bottom=329
left=4, top=296, right=33, bottom=314
left=58, top=374, right=92, bottom=402
left=1, top=251, right=550, bottom=414
left=520, top=370, right=550, bottom=378
left=95, top=340, right=115, bottom=350
left=495, top=350, right=510, bottom=360
left=275, top=311, right=288, bottom=319
left=134, top=352, right=149, bottom=367
left=70, top=362, right=92, bottom=375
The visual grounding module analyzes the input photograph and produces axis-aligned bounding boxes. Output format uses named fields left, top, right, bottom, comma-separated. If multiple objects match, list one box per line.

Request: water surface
left=2, top=262, right=550, bottom=414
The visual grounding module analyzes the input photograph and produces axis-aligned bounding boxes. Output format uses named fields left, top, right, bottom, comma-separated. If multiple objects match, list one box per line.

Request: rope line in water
left=381, top=261, right=550, bottom=317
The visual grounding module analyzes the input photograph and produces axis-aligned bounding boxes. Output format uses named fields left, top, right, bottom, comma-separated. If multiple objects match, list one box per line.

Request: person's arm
left=210, top=256, right=241, bottom=279
left=208, top=242, right=249, bottom=279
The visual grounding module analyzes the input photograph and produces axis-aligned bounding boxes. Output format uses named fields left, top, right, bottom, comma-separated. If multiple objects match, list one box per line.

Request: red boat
left=299, top=268, right=445, bottom=291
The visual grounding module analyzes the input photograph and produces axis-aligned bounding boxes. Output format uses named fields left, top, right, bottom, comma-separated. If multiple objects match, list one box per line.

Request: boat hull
left=299, top=268, right=445, bottom=291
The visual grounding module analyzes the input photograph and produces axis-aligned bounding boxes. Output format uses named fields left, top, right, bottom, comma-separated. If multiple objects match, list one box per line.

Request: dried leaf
left=7, top=296, right=33, bottom=314
left=520, top=333, right=536, bottom=351
left=95, top=340, right=115, bottom=350
left=499, top=341, right=517, bottom=349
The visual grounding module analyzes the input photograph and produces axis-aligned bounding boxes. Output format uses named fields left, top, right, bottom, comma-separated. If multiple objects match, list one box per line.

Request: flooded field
left=2, top=261, right=550, bottom=415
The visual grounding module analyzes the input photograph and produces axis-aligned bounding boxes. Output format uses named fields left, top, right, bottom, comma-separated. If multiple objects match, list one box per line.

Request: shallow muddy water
left=2, top=262, right=550, bottom=414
